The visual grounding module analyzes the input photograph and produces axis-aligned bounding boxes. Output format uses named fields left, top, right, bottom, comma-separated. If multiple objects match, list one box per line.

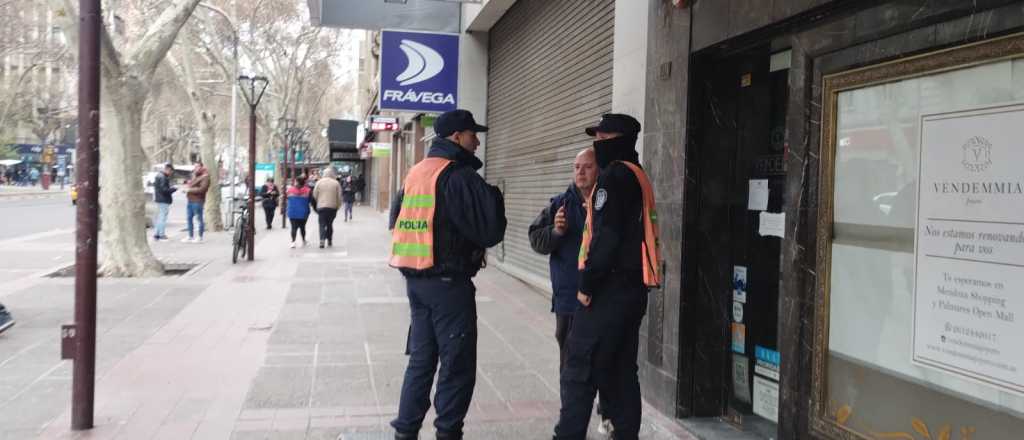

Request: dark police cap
left=585, top=113, right=642, bottom=137
left=435, top=109, right=489, bottom=138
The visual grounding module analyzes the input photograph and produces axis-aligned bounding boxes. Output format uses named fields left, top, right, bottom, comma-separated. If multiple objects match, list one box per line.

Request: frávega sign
left=380, top=30, right=459, bottom=113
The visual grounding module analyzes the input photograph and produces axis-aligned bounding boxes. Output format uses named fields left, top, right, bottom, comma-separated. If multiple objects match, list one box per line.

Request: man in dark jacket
left=528, top=148, right=595, bottom=358
left=530, top=148, right=615, bottom=435
left=152, top=163, right=176, bottom=241
left=389, top=109, right=506, bottom=440
left=554, top=114, right=649, bottom=440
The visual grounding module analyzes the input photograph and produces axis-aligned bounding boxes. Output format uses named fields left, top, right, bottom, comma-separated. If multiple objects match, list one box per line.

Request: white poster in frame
left=912, top=103, right=1024, bottom=396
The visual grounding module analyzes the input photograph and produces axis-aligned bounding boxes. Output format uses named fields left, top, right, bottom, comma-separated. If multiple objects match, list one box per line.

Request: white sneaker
left=598, top=419, right=614, bottom=436
left=289, top=241, right=296, bottom=249
left=302, top=240, right=308, bottom=247
left=181, top=237, right=194, bottom=243
left=196, top=236, right=204, bottom=243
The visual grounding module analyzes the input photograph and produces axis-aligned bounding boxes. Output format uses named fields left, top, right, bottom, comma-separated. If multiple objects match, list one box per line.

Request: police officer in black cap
left=554, top=113, right=662, bottom=440
left=389, top=109, right=507, bottom=440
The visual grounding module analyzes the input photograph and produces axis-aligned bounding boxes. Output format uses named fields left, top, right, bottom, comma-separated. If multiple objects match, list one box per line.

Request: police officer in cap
left=389, top=109, right=507, bottom=440
left=554, top=114, right=662, bottom=440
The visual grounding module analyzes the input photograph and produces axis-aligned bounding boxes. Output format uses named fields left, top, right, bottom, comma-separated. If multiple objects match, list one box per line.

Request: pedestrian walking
left=342, top=175, right=356, bottom=222
left=312, top=168, right=342, bottom=248
left=355, top=173, right=366, bottom=205
left=0, top=302, right=14, bottom=335
left=553, top=114, right=662, bottom=440
left=529, top=148, right=614, bottom=435
left=259, top=178, right=281, bottom=229
left=152, top=163, right=177, bottom=241
left=388, top=109, right=506, bottom=440
left=183, top=163, right=210, bottom=243
left=286, top=175, right=313, bottom=248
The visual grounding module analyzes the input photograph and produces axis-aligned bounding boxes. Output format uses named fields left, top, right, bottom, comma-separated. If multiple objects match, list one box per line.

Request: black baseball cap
left=585, top=113, right=642, bottom=137
left=435, top=109, right=488, bottom=138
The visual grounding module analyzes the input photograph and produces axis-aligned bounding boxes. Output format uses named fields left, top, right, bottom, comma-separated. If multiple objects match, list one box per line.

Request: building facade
left=316, top=0, right=1024, bottom=438
left=651, top=1, right=1024, bottom=438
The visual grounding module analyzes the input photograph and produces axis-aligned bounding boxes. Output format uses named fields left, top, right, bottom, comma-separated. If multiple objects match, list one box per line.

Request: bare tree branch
left=125, top=0, right=203, bottom=75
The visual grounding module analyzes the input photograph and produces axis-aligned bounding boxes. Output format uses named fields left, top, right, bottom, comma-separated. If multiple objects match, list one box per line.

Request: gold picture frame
left=811, top=33, right=1024, bottom=439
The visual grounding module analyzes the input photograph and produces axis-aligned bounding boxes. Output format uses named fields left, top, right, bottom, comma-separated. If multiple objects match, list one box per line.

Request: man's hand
left=577, top=291, right=591, bottom=307
left=553, top=205, right=567, bottom=236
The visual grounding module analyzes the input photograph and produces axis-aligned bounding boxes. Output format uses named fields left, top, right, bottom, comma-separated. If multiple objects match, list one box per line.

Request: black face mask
left=592, top=135, right=638, bottom=168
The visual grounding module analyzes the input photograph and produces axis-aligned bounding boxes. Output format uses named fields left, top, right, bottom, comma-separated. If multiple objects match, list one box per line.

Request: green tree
left=0, top=143, right=18, bottom=160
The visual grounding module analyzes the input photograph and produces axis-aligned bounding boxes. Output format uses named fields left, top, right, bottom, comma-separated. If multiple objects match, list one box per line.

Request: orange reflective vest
left=390, top=157, right=454, bottom=270
left=578, top=161, right=662, bottom=288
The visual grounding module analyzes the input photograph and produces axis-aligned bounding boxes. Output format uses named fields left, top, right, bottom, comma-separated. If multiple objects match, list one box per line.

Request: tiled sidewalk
left=9, top=207, right=697, bottom=440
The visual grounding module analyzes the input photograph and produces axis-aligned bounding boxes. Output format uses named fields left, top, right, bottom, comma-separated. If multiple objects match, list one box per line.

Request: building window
left=813, top=34, right=1024, bottom=439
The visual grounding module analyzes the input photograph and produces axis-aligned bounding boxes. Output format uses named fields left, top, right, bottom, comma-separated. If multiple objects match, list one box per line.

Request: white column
left=611, top=0, right=650, bottom=160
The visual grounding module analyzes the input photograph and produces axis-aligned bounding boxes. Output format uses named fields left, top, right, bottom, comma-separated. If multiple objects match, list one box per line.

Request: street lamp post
left=71, top=0, right=101, bottom=431
left=237, top=75, right=268, bottom=261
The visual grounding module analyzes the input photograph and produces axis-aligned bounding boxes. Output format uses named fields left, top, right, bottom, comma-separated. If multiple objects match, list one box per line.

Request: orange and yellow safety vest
left=390, top=157, right=453, bottom=270
left=578, top=161, right=662, bottom=288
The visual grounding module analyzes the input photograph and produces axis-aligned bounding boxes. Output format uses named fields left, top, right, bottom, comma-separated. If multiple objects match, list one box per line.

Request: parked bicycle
left=231, top=196, right=261, bottom=263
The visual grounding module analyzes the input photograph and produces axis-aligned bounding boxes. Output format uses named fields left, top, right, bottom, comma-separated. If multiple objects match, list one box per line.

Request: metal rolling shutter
left=486, top=0, right=615, bottom=283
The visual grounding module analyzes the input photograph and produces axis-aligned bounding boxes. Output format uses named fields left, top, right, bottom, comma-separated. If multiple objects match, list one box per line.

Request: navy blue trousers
left=392, top=277, right=477, bottom=438
left=554, top=280, right=647, bottom=440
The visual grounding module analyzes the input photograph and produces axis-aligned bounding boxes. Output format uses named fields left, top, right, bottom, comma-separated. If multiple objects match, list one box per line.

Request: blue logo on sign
left=755, top=346, right=780, bottom=366
left=380, top=30, right=459, bottom=113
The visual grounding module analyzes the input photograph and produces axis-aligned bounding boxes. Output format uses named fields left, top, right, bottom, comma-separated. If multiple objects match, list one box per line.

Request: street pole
left=278, top=119, right=297, bottom=228
left=72, top=0, right=101, bottom=430
left=237, top=75, right=266, bottom=259
left=228, top=41, right=238, bottom=222
left=281, top=133, right=288, bottom=228
left=247, top=107, right=256, bottom=260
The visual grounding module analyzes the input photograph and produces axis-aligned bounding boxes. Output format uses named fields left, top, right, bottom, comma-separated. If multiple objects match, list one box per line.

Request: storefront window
left=815, top=35, right=1024, bottom=439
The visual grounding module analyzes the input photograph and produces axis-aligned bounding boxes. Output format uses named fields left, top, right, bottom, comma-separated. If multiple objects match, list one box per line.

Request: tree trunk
left=99, top=79, right=164, bottom=277
left=199, top=113, right=223, bottom=231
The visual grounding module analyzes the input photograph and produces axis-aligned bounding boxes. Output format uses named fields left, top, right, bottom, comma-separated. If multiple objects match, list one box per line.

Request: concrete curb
left=0, top=190, right=64, bottom=198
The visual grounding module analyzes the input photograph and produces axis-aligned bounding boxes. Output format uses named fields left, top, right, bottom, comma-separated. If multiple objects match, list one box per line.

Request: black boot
left=394, top=431, right=417, bottom=440
left=319, top=240, right=325, bottom=249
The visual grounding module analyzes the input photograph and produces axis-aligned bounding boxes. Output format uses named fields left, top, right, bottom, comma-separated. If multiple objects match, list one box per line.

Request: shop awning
left=0, top=159, right=22, bottom=166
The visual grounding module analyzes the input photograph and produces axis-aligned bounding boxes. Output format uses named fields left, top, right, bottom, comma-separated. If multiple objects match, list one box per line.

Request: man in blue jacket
left=528, top=148, right=596, bottom=355
left=389, top=109, right=507, bottom=440
left=529, top=148, right=613, bottom=435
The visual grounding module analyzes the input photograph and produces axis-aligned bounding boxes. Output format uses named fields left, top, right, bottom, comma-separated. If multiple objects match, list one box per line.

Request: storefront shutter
left=486, top=0, right=615, bottom=282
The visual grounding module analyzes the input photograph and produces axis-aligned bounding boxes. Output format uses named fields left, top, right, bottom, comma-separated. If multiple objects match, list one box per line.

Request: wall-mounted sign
left=731, top=323, right=746, bottom=354
left=370, top=116, right=400, bottom=132
left=755, top=345, right=781, bottom=381
left=912, top=104, right=1024, bottom=395
left=331, top=151, right=362, bottom=161
left=748, top=179, right=770, bottom=211
left=254, top=163, right=275, bottom=185
left=368, top=142, right=392, bottom=157
left=380, top=30, right=459, bottom=113
left=753, top=375, right=779, bottom=422
left=733, top=266, right=748, bottom=303
left=732, top=354, right=752, bottom=404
